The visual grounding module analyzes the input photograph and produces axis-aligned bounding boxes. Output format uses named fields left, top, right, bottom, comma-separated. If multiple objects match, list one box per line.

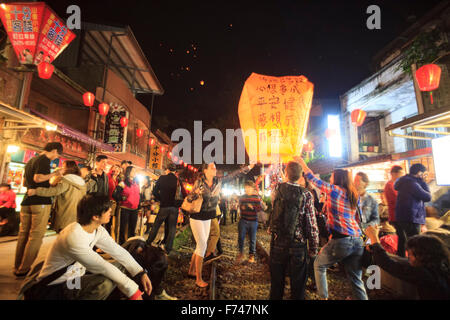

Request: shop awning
left=30, top=110, right=114, bottom=152
left=0, top=101, right=57, bottom=131
left=80, top=22, right=164, bottom=95
left=385, top=106, right=450, bottom=140
left=339, top=147, right=432, bottom=169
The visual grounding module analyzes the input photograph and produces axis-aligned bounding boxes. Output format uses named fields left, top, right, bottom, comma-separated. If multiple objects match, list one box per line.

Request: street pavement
left=0, top=235, right=57, bottom=300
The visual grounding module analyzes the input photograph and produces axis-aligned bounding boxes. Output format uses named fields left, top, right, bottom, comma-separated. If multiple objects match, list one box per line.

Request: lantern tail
left=430, top=91, right=434, bottom=104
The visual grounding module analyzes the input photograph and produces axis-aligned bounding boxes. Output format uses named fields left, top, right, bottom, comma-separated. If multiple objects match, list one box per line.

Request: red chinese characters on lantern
left=83, top=92, right=95, bottom=107
left=351, top=109, right=366, bottom=127
left=415, top=64, right=442, bottom=104
left=120, top=117, right=128, bottom=128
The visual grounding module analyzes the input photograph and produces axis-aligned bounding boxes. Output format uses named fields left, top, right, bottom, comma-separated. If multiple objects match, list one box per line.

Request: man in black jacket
left=146, top=164, right=185, bottom=254
left=86, top=155, right=109, bottom=197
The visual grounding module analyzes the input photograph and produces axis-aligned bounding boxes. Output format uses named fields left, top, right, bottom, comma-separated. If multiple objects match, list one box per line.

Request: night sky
left=46, top=0, right=443, bottom=134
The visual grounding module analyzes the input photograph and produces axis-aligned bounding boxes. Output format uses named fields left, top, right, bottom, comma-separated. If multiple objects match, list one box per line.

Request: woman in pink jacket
left=118, top=166, right=140, bottom=244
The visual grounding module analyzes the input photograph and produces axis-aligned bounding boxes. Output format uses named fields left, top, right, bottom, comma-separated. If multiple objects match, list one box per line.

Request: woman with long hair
left=27, top=160, right=86, bottom=233
left=365, top=225, right=449, bottom=299
left=186, top=162, right=254, bottom=287
left=118, top=166, right=141, bottom=244
left=296, top=157, right=368, bottom=300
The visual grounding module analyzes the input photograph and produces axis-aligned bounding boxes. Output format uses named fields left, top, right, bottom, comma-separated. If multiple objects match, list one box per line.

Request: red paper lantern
left=83, top=92, right=95, bottom=107
left=37, top=62, right=54, bottom=79
left=136, top=128, right=144, bottom=138
left=160, top=146, right=166, bottom=153
left=415, top=64, right=442, bottom=104
left=183, top=163, right=187, bottom=168
left=98, top=103, right=109, bottom=116
left=149, top=138, right=155, bottom=146
left=120, top=117, right=128, bottom=128
left=351, top=109, right=366, bottom=127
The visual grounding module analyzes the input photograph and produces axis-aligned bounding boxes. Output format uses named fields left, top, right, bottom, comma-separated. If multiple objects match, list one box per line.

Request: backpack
left=270, top=183, right=305, bottom=241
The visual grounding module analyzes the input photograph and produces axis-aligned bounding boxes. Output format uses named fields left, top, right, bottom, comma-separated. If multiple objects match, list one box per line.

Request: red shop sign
left=0, top=2, right=76, bottom=65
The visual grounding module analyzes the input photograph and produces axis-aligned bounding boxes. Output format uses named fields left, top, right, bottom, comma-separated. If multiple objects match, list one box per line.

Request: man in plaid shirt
left=269, top=161, right=319, bottom=300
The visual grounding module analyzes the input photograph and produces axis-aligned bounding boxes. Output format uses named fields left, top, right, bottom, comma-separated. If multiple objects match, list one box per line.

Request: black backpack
left=270, top=183, right=305, bottom=241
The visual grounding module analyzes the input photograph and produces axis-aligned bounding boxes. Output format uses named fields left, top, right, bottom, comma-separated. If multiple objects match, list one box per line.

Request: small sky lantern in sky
left=200, top=80, right=205, bottom=86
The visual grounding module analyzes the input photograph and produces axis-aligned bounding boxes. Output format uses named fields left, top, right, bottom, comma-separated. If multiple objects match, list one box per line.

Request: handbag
left=181, top=194, right=203, bottom=214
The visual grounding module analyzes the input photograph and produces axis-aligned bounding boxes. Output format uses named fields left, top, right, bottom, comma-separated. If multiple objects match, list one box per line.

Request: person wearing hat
left=394, top=163, right=432, bottom=257
left=146, top=163, right=185, bottom=255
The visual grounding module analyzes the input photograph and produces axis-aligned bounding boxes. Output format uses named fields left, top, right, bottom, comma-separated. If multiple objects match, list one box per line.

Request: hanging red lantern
left=37, top=62, right=54, bottom=79
left=351, top=109, right=366, bottom=127
left=415, top=64, right=442, bottom=104
left=136, top=128, right=144, bottom=138
left=120, top=117, right=129, bottom=128
left=98, top=103, right=109, bottom=116
left=83, top=92, right=95, bottom=107
left=149, top=138, right=155, bottom=146
left=160, top=146, right=166, bottom=153
left=184, top=163, right=187, bottom=168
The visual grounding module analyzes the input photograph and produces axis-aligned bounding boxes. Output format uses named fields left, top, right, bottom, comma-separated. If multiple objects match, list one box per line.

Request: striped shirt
left=305, top=172, right=361, bottom=237
left=239, top=194, right=264, bottom=221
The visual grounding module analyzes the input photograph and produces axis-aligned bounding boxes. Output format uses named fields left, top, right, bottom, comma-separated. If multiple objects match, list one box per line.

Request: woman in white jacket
left=27, top=161, right=87, bottom=233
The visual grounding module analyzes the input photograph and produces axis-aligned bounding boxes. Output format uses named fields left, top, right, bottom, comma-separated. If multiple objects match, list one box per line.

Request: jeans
left=15, top=205, right=51, bottom=273
left=238, top=219, right=258, bottom=255
left=220, top=207, right=227, bottom=225
left=146, top=207, right=178, bottom=253
left=269, top=237, right=308, bottom=300
left=230, top=210, right=237, bottom=223
left=314, top=236, right=368, bottom=300
left=395, top=221, right=420, bottom=257
left=119, top=208, right=138, bottom=245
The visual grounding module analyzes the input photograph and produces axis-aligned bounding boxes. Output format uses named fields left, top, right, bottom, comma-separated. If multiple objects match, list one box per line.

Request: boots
left=195, top=254, right=208, bottom=288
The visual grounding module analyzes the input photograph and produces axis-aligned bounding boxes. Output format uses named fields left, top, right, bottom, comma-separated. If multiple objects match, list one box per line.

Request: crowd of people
left=2, top=141, right=449, bottom=300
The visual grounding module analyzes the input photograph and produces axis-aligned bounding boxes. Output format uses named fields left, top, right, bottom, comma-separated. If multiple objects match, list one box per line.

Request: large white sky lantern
left=327, top=114, right=342, bottom=158
left=432, top=134, right=450, bottom=186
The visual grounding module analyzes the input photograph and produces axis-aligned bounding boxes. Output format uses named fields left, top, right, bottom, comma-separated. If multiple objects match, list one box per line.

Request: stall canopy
left=0, top=101, right=57, bottom=132
left=80, top=22, right=164, bottom=96
left=31, top=109, right=114, bottom=152
left=385, top=106, right=450, bottom=141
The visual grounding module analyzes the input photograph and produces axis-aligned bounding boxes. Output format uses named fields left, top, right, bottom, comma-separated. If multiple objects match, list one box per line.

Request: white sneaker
left=155, top=289, right=178, bottom=300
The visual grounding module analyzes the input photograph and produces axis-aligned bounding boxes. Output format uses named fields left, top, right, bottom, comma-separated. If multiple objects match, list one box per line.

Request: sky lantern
left=351, top=109, right=366, bottom=127
left=98, top=103, right=109, bottom=116
left=136, top=128, right=144, bottom=138
left=200, top=80, right=205, bottom=86
left=83, top=92, right=95, bottom=107
left=120, top=117, right=128, bottom=128
left=415, top=64, right=441, bottom=104
left=238, top=73, right=314, bottom=163
left=37, top=62, right=54, bottom=79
